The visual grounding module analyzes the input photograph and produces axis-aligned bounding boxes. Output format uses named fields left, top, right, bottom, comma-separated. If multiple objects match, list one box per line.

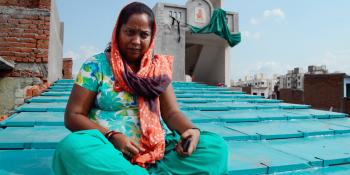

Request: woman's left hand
left=175, top=128, right=200, bottom=156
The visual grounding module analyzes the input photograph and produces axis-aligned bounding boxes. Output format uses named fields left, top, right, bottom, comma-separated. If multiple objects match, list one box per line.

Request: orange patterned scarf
left=109, top=16, right=173, bottom=167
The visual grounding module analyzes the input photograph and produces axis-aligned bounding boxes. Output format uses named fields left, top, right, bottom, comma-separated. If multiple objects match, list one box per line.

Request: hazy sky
left=56, top=0, right=350, bottom=81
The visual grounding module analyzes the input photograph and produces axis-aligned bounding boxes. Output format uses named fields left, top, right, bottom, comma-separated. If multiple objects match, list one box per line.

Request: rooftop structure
left=153, top=0, right=240, bottom=86
left=1, top=80, right=350, bottom=174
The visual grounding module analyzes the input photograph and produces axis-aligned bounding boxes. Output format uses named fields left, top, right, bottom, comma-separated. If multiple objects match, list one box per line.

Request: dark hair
left=105, top=2, right=155, bottom=53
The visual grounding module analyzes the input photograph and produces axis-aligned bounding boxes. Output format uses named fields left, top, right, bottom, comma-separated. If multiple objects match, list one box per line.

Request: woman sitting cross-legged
left=52, top=2, right=228, bottom=175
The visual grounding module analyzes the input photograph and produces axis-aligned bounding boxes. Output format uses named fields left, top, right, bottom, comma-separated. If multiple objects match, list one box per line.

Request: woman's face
left=118, top=13, right=152, bottom=64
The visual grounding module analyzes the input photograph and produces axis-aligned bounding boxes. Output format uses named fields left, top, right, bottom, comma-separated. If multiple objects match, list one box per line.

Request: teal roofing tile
left=3, top=112, right=64, bottom=127
left=279, top=164, right=350, bottom=175
left=266, top=134, right=350, bottom=167
left=225, top=121, right=303, bottom=140
left=0, top=126, right=70, bottom=149
left=284, top=109, right=347, bottom=119
left=26, top=96, right=69, bottom=103
left=290, top=119, right=347, bottom=137
left=198, top=110, right=260, bottom=122
left=0, top=149, right=55, bottom=175
left=255, top=109, right=289, bottom=120
left=227, top=141, right=268, bottom=174
left=195, top=123, right=252, bottom=140
left=15, top=102, right=67, bottom=112
left=182, top=110, right=219, bottom=123
left=49, top=85, right=73, bottom=89
left=41, top=92, right=71, bottom=96
left=55, top=79, right=74, bottom=83
left=259, top=103, right=311, bottom=109
left=227, top=141, right=310, bottom=174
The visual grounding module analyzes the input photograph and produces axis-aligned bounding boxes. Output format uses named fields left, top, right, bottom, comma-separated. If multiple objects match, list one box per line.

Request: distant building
left=307, top=65, right=328, bottom=74
left=278, top=67, right=305, bottom=90
left=276, top=65, right=350, bottom=114
left=234, top=73, right=278, bottom=98
left=304, top=73, right=350, bottom=113
left=277, top=65, right=328, bottom=91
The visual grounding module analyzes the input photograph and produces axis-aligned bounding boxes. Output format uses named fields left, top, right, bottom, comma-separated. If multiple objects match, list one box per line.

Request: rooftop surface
left=1, top=79, right=350, bottom=174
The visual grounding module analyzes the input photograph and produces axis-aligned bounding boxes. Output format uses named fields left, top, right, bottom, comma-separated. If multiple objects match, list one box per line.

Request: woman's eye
left=141, top=32, right=150, bottom=39
left=125, top=29, right=135, bottom=36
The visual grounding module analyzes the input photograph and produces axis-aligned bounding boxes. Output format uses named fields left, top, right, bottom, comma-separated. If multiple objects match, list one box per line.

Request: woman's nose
left=131, top=35, right=141, bottom=45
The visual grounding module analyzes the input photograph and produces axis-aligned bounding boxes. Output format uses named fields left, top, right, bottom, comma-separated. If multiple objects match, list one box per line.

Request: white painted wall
left=186, top=33, right=230, bottom=86
left=48, top=0, right=63, bottom=83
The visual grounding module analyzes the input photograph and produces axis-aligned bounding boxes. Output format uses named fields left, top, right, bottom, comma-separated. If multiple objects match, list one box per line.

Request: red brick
left=22, top=58, right=29, bottom=62
left=8, top=47, right=21, bottom=52
left=22, top=33, right=37, bottom=39
left=36, top=54, right=48, bottom=58
left=8, top=33, right=22, bottom=38
left=0, top=28, right=11, bottom=33
left=18, top=24, right=37, bottom=29
left=7, top=19, right=18, bottom=24
left=35, top=58, right=42, bottom=62
left=24, top=43, right=37, bottom=48
left=0, top=32, right=9, bottom=37
left=14, top=52, right=30, bottom=57
left=29, top=24, right=38, bottom=29
left=20, top=38, right=36, bottom=43
left=37, top=44, right=48, bottom=49
left=0, top=51, right=15, bottom=56
left=5, top=37, right=19, bottom=42
left=19, top=19, right=32, bottom=24
left=28, top=58, right=35, bottom=62
left=11, top=28, right=24, bottom=33
left=42, top=57, right=48, bottom=62
left=21, top=48, right=34, bottom=52
left=32, top=20, right=44, bottom=25
left=36, top=35, right=48, bottom=40
left=24, top=29, right=37, bottom=33
left=26, top=87, right=33, bottom=97
left=16, top=57, right=23, bottom=62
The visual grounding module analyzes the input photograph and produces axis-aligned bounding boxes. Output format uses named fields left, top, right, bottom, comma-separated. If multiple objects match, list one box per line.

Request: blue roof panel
left=0, top=149, right=55, bottom=175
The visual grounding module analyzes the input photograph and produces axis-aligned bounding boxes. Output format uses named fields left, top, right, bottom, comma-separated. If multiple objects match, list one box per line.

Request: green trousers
left=52, top=129, right=228, bottom=175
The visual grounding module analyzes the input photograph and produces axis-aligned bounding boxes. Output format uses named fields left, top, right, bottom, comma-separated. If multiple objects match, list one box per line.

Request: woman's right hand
left=109, top=133, right=145, bottom=158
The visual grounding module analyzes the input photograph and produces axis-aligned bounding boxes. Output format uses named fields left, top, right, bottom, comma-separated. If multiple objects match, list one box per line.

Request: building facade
left=234, top=73, right=277, bottom=98
left=152, top=0, right=239, bottom=86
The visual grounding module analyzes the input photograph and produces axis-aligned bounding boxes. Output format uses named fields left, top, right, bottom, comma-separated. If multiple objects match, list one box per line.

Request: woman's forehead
left=122, top=13, right=152, bottom=31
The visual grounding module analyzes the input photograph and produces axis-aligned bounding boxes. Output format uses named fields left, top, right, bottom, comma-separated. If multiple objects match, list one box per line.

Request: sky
left=56, top=0, right=350, bottom=81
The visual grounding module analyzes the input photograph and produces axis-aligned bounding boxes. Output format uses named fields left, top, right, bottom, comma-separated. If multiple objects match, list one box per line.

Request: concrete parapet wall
left=47, top=0, right=63, bottom=82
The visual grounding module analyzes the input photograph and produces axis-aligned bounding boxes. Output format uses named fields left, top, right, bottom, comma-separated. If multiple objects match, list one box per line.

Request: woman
left=53, top=2, right=228, bottom=175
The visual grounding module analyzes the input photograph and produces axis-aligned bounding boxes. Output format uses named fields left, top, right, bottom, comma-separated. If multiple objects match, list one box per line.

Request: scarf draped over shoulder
left=109, top=14, right=173, bottom=167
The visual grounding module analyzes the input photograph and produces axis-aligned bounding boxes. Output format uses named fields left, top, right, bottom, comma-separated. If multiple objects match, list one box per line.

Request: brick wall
left=242, top=86, right=251, bottom=94
left=0, top=0, right=51, bottom=78
left=304, top=74, right=344, bottom=112
left=279, top=88, right=304, bottom=104
left=342, top=98, right=350, bottom=115
left=62, top=58, right=72, bottom=79
left=0, top=0, right=50, bottom=9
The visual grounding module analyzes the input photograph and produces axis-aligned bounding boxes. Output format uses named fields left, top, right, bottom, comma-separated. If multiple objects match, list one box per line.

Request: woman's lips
left=128, top=48, right=141, bottom=53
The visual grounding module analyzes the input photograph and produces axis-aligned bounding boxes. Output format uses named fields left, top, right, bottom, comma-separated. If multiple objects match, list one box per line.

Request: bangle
left=104, top=130, right=122, bottom=140
left=191, top=127, right=201, bottom=133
